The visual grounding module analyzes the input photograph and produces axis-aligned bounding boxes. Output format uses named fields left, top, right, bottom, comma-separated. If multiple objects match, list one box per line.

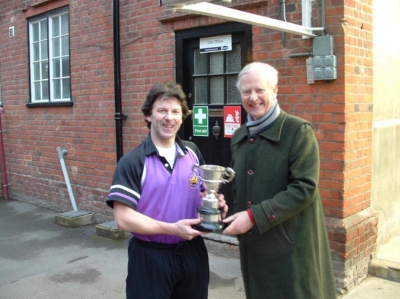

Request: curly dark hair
left=141, top=82, right=191, bottom=129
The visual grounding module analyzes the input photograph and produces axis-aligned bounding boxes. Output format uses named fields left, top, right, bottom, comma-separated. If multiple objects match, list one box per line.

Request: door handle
left=212, top=121, right=221, bottom=140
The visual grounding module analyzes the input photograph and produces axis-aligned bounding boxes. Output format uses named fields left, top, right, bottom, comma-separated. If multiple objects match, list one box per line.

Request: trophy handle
left=222, top=167, right=235, bottom=183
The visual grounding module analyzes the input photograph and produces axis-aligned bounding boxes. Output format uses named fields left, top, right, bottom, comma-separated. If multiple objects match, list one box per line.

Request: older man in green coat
left=223, top=62, right=337, bottom=299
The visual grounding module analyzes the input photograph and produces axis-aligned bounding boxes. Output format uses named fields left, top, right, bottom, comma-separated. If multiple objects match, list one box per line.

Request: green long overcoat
left=230, top=110, right=336, bottom=299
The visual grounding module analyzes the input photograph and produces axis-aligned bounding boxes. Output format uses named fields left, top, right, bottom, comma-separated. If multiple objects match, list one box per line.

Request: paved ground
left=1, top=199, right=399, bottom=299
left=0, top=199, right=244, bottom=299
left=339, top=277, right=400, bottom=299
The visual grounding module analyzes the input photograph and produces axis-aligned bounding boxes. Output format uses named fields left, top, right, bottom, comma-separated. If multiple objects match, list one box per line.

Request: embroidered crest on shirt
left=188, top=173, right=199, bottom=188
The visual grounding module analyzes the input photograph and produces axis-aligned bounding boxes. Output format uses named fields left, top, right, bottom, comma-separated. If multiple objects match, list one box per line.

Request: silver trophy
left=191, top=164, right=235, bottom=232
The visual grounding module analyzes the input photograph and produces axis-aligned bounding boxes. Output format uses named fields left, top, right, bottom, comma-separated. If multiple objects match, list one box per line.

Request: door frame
left=175, top=22, right=252, bottom=140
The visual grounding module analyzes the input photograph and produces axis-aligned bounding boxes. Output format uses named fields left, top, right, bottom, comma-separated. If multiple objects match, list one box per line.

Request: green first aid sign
left=192, top=106, right=209, bottom=137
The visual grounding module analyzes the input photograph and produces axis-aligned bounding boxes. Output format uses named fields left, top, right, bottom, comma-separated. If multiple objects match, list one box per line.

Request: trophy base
left=192, top=221, right=224, bottom=233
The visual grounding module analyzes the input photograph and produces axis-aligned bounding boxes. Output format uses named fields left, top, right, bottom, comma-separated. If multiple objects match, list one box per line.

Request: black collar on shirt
left=143, top=133, right=188, bottom=157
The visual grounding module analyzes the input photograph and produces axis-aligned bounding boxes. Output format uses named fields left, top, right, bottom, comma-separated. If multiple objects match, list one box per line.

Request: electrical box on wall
left=312, top=35, right=337, bottom=81
left=313, top=55, right=337, bottom=80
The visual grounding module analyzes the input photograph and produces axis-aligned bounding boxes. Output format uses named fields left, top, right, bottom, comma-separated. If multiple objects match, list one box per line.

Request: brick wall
left=325, top=0, right=376, bottom=292
left=0, top=0, right=116, bottom=221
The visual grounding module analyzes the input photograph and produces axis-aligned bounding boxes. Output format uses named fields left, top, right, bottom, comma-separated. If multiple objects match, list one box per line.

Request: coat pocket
left=246, top=223, right=292, bottom=256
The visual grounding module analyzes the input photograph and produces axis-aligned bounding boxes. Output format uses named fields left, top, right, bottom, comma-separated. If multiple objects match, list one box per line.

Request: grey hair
left=236, top=62, right=279, bottom=90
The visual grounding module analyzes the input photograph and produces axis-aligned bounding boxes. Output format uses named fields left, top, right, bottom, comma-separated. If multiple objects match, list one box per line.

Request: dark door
left=176, top=23, right=252, bottom=214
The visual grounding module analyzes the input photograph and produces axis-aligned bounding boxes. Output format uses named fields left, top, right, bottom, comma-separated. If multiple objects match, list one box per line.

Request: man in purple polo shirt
left=107, top=82, right=227, bottom=299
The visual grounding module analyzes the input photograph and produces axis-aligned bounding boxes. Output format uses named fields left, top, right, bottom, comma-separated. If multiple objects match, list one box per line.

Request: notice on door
left=199, top=35, right=232, bottom=53
left=193, top=106, right=209, bottom=137
left=224, top=106, right=241, bottom=138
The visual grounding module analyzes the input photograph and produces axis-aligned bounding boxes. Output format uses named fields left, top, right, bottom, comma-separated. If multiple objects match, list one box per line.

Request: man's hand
left=114, top=202, right=206, bottom=239
left=222, top=211, right=254, bottom=235
left=173, top=218, right=206, bottom=240
left=216, top=193, right=228, bottom=218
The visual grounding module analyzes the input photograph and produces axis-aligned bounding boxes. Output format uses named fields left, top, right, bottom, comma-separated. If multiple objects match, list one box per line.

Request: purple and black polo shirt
left=106, top=134, right=205, bottom=244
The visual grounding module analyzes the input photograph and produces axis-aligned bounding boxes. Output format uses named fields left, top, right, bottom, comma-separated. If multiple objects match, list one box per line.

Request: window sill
left=26, top=101, right=73, bottom=108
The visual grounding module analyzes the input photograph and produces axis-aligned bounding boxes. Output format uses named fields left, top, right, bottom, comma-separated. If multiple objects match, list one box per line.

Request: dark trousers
left=126, top=236, right=209, bottom=299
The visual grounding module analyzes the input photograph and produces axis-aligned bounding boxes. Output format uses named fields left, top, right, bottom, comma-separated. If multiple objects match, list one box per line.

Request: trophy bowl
left=191, top=164, right=235, bottom=233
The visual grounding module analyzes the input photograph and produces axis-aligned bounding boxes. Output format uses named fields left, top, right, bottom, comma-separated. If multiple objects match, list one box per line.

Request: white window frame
left=28, top=8, right=70, bottom=104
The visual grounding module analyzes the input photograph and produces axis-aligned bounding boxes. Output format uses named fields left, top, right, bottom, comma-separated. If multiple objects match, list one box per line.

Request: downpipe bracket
left=114, top=112, right=128, bottom=120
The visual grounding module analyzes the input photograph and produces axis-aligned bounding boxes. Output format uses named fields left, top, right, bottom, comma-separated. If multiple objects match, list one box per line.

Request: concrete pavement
left=1, top=199, right=399, bottom=299
left=338, top=232, right=400, bottom=299
left=0, top=199, right=244, bottom=299
left=339, top=277, right=400, bottom=299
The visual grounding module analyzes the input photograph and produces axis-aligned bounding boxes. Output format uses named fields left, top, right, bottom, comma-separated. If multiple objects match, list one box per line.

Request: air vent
left=9, top=26, right=15, bottom=37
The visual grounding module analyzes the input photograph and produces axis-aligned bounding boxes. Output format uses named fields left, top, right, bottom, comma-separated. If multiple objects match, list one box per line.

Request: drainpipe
left=113, top=0, right=127, bottom=162
left=56, top=147, right=78, bottom=212
left=0, top=106, right=9, bottom=200
left=321, top=0, right=326, bottom=32
left=280, top=0, right=287, bottom=47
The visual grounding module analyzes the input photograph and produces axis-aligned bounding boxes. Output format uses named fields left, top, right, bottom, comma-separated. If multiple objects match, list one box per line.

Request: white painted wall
left=372, top=0, right=400, bottom=246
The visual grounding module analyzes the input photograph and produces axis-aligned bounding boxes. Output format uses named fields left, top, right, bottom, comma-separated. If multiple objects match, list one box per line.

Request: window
left=193, top=43, right=242, bottom=105
left=28, top=7, right=70, bottom=104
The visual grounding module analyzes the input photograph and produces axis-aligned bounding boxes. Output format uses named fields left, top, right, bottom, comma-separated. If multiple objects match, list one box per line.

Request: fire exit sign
left=192, top=106, right=208, bottom=137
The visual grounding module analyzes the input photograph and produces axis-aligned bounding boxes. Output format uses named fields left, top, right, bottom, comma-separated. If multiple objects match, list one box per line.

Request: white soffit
left=178, top=2, right=321, bottom=37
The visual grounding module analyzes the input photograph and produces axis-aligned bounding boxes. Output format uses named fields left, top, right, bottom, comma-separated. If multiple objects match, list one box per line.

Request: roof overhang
left=169, top=1, right=323, bottom=38
left=177, top=2, right=324, bottom=37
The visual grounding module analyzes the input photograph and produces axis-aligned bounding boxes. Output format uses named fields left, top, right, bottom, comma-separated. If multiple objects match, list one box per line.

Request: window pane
left=226, top=44, right=241, bottom=73
left=52, top=16, right=60, bottom=37
left=32, top=23, right=39, bottom=42
left=53, top=79, right=61, bottom=99
left=42, top=82, right=49, bottom=100
left=227, top=75, right=241, bottom=104
left=210, top=76, right=224, bottom=104
left=41, top=61, right=48, bottom=80
left=61, top=36, right=69, bottom=56
left=53, top=59, right=60, bottom=77
left=40, top=20, right=48, bottom=40
left=34, top=82, right=41, bottom=100
left=33, top=43, right=40, bottom=61
left=194, top=49, right=207, bottom=75
left=40, top=40, right=48, bottom=59
left=62, top=78, right=71, bottom=99
left=33, top=62, right=40, bottom=80
left=210, top=52, right=223, bottom=74
left=194, top=77, right=207, bottom=104
left=52, top=37, right=60, bottom=57
left=62, top=57, right=70, bottom=77
left=61, top=13, right=69, bottom=35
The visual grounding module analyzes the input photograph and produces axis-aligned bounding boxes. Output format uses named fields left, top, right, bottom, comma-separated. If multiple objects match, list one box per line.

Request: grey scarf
left=246, top=99, right=280, bottom=135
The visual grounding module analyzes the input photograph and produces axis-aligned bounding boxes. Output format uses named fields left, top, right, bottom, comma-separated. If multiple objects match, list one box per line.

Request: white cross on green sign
left=193, top=106, right=208, bottom=137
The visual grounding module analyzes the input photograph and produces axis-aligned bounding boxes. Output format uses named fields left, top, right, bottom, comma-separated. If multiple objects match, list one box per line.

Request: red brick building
left=1, top=0, right=394, bottom=294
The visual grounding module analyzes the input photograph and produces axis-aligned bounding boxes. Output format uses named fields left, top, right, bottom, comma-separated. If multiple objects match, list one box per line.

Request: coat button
left=247, top=169, right=253, bottom=175
left=247, top=231, right=253, bottom=237
left=248, top=138, right=255, bottom=144
left=270, top=214, right=276, bottom=222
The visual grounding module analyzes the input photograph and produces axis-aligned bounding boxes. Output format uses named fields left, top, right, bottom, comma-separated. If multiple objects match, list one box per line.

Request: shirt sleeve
left=106, top=149, right=144, bottom=210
